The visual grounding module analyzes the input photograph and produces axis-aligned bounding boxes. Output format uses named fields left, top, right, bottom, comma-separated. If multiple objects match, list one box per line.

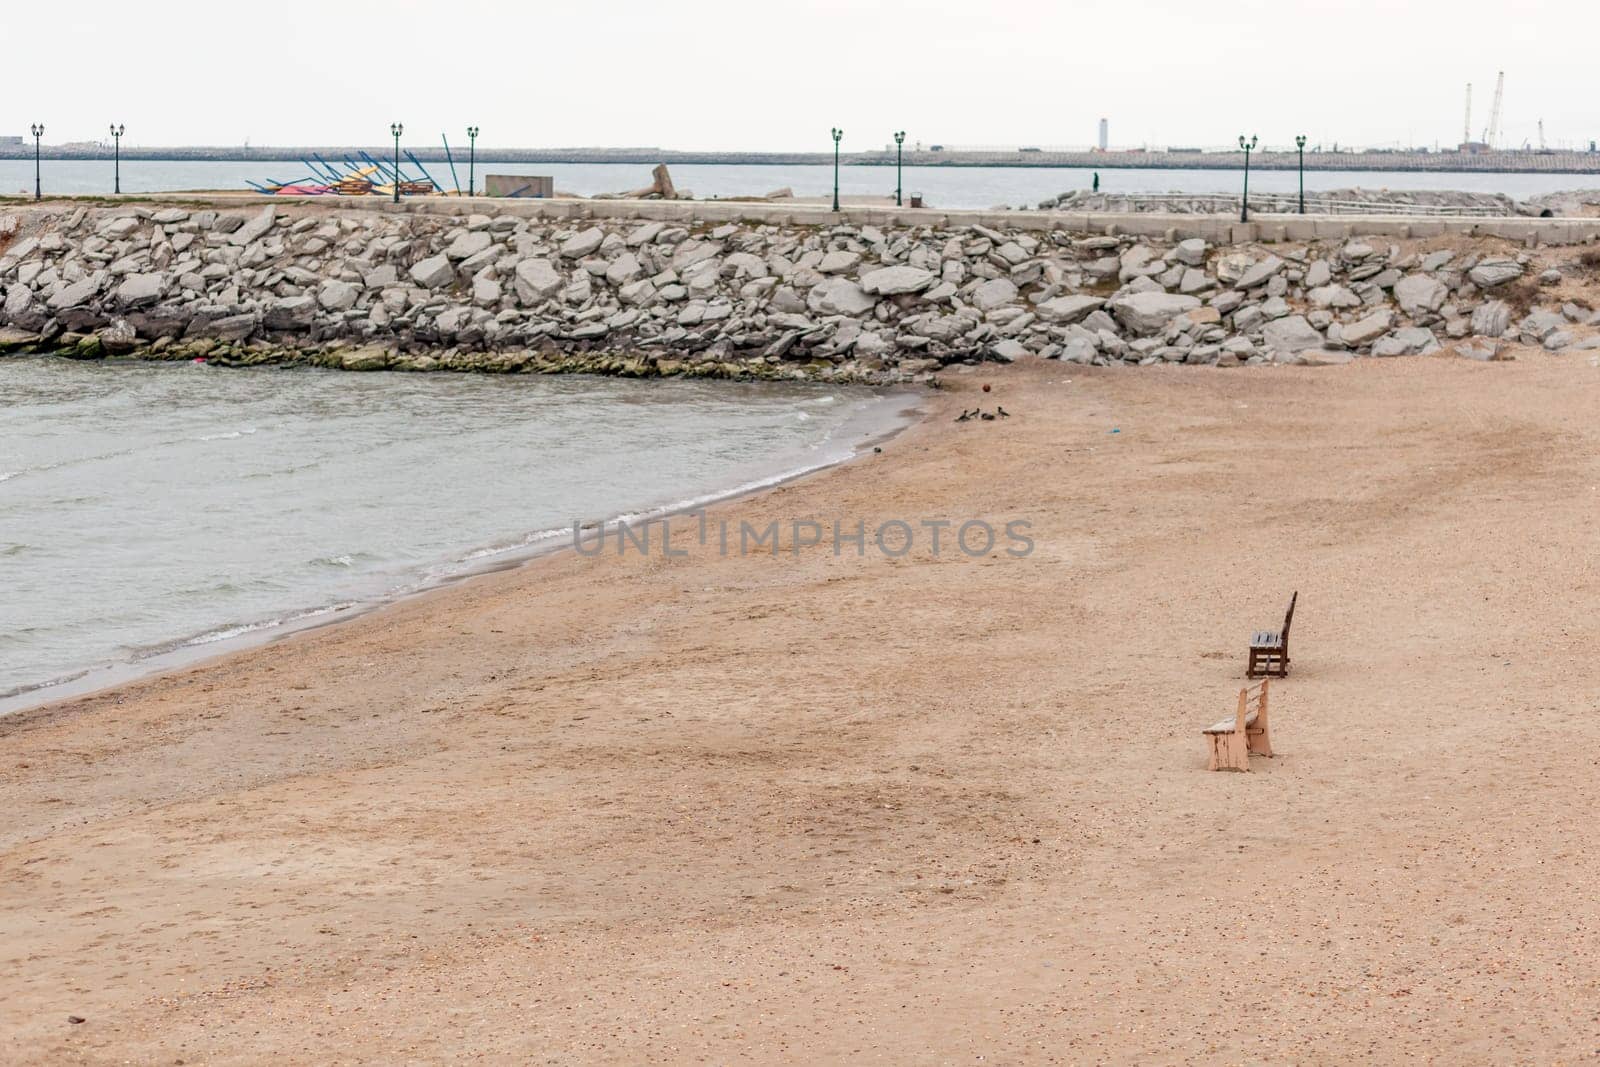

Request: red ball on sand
left=982, top=384, right=991, bottom=393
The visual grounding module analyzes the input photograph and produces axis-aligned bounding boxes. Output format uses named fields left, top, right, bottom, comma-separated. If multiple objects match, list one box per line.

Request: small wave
left=196, top=427, right=259, bottom=442
left=0, top=667, right=92, bottom=703
left=0, top=446, right=141, bottom=483
left=795, top=411, right=813, bottom=421
left=310, top=552, right=372, bottom=568
left=180, top=601, right=358, bottom=649
left=0, top=543, right=30, bottom=557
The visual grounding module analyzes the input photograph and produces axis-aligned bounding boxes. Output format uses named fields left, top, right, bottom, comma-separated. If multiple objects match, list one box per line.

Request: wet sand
left=4, top=353, right=1600, bottom=1064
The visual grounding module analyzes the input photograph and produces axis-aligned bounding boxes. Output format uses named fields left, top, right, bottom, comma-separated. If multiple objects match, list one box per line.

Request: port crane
left=1485, top=71, right=1505, bottom=148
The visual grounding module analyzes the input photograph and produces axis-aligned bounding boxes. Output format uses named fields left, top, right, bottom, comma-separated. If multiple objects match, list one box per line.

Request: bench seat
left=1204, top=708, right=1258, bottom=735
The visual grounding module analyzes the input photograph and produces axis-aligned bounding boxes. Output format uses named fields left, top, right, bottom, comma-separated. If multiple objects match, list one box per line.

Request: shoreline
left=0, top=382, right=922, bottom=721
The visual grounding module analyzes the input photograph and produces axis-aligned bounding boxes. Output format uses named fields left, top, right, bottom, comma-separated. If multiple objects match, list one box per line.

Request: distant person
left=1092, top=172, right=1100, bottom=193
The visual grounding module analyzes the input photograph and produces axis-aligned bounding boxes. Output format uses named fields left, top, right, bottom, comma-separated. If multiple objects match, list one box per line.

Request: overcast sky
left=6, top=0, right=1596, bottom=153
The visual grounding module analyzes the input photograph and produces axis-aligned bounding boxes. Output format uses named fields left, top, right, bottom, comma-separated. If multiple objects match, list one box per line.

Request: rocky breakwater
left=3, top=203, right=1600, bottom=378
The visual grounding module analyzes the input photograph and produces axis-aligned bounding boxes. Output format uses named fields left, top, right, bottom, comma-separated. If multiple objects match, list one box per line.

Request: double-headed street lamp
left=893, top=130, right=906, bottom=207
left=109, top=124, right=125, bottom=194
left=466, top=126, right=480, bottom=196
left=830, top=128, right=844, bottom=212
left=1295, top=134, right=1308, bottom=214
left=1238, top=134, right=1258, bottom=222
left=30, top=124, right=44, bottom=201
left=390, top=123, right=404, bottom=203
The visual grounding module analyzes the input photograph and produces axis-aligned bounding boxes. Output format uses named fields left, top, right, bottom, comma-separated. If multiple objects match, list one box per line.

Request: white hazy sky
left=5, top=0, right=1596, bottom=152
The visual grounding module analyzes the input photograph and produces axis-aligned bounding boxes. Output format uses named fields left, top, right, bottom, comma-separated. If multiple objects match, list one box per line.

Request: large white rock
left=1034, top=294, right=1105, bottom=324
left=1173, top=239, right=1209, bottom=267
left=48, top=276, right=100, bottom=310
left=1107, top=291, right=1200, bottom=335
left=446, top=230, right=493, bottom=261
left=1371, top=327, right=1440, bottom=356
left=227, top=206, right=276, bottom=247
left=99, top=216, right=141, bottom=239
left=1309, top=284, right=1360, bottom=309
left=861, top=265, right=934, bottom=295
left=1260, top=315, right=1325, bottom=353
left=471, top=277, right=501, bottom=308
left=807, top=277, right=875, bottom=316
left=114, top=272, right=167, bottom=307
left=559, top=228, right=604, bottom=259
left=605, top=253, right=643, bottom=287
left=1236, top=255, right=1285, bottom=290
left=817, top=250, right=861, bottom=275
left=1341, top=310, right=1393, bottom=347
left=1468, top=259, right=1524, bottom=288
left=1394, top=274, right=1447, bottom=316
left=618, top=279, right=658, bottom=307
left=317, top=279, right=359, bottom=311
left=971, top=278, right=1019, bottom=312
left=1470, top=300, right=1511, bottom=337
left=514, top=258, right=563, bottom=303
left=409, top=255, right=454, bottom=289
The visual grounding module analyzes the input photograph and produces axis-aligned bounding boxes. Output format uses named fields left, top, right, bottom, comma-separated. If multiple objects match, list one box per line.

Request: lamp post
left=831, top=127, right=843, bottom=212
left=1238, top=134, right=1257, bottom=222
left=30, top=124, right=44, bottom=201
left=893, top=130, right=905, bottom=207
left=109, top=124, right=125, bottom=194
left=390, top=123, right=404, bottom=203
left=466, top=126, right=479, bottom=196
left=1295, top=134, right=1307, bottom=214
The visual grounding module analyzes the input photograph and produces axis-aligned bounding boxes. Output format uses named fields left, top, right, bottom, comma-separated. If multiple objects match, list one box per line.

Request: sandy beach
left=4, top=352, right=1600, bottom=1063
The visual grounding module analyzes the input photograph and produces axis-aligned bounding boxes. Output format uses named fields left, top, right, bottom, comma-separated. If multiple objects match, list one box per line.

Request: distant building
left=1097, top=119, right=1109, bottom=151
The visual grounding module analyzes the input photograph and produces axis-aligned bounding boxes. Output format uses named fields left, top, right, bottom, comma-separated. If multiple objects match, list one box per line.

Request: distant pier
left=4, top=145, right=1600, bottom=174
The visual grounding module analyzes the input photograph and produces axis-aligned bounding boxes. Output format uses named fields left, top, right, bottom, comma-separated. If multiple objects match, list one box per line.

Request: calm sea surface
left=0, top=358, right=899, bottom=705
left=2, top=160, right=1596, bottom=208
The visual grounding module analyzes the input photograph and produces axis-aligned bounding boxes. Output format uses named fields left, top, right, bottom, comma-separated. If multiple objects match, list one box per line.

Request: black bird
left=956, top=409, right=975, bottom=422
left=997, top=406, right=1010, bottom=418
left=980, top=411, right=996, bottom=421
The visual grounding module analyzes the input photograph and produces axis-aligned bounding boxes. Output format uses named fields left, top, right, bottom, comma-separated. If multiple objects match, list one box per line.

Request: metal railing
left=1054, top=191, right=1510, bottom=217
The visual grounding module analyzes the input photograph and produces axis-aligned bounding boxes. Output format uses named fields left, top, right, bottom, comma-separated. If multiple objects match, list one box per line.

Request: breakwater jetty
left=3, top=197, right=1599, bottom=381
left=6, top=144, right=1600, bottom=175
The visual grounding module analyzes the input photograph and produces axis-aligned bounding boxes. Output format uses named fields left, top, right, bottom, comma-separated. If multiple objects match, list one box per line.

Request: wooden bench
left=1247, top=591, right=1297, bottom=678
left=1203, top=679, right=1274, bottom=771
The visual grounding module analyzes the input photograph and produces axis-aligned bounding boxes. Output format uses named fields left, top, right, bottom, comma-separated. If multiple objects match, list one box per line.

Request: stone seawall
left=2, top=199, right=1599, bottom=381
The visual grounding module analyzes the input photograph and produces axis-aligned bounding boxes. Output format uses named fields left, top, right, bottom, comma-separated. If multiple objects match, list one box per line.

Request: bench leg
left=1208, top=732, right=1250, bottom=772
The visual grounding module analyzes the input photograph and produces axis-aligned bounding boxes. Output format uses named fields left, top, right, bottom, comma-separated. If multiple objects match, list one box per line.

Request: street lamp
left=1295, top=134, right=1308, bottom=214
left=893, top=130, right=906, bottom=207
left=109, top=124, right=125, bottom=194
left=831, top=127, right=843, bottom=212
left=466, top=126, right=479, bottom=196
left=30, top=124, right=44, bottom=201
left=390, top=123, right=404, bottom=203
left=1238, top=134, right=1258, bottom=222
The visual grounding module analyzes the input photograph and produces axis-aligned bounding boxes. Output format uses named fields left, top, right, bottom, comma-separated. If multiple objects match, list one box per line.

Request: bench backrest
left=1281, top=591, right=1298, bottom=644
left=1238, top=679, right=1269, bottom=728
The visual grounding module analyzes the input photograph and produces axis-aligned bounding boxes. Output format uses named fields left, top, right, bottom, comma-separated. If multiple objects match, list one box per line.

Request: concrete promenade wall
left=133, top=192, right=1600, bottom=247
